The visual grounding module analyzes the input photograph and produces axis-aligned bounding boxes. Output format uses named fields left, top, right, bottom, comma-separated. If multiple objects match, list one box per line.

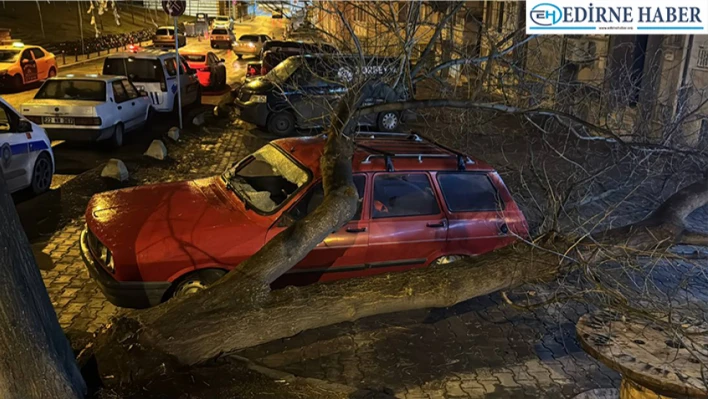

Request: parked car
left=209, top=28, right=235, bottom=49
left=234, top=55, right=405, bottom=136
left=0, top=42, right=57, bottom=90
left=233, top=34, right=271, bottom=59
left=80, top=132, right=528, bottom=308
left=244, top=40, right=338, bottom=82
left=211, top=15, right=233, bottom=30
left=103, top=50, right=201, bottom=113
left=21, top=75, right=152, bottom=148
left=152, top=26, right=186, bottom=48
left=0, top=95, right=53, bottom=194
left=181, top=51, right=226, bottom=90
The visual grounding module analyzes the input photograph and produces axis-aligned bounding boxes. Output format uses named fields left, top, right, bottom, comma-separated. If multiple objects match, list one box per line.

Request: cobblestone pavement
left=34, top=120, right=708, bottom=398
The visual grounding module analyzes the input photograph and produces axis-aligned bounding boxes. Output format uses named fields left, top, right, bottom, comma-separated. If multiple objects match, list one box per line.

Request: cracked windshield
left=224, top=145, right=309, bottom=212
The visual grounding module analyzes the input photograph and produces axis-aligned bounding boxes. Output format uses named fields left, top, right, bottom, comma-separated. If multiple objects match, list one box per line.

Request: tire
left=11, top=74, right=23, bottom=91
left=30, top=152, right=53, bottom=195
left=267, top=111, right=296, bottom=137
left=47, top=67, right=57, bottom=80
left=110, top=124, right=124, bottom=148
left=377, top=110, right=400, bottom=132
left=171, top=269, right=226, bottom=298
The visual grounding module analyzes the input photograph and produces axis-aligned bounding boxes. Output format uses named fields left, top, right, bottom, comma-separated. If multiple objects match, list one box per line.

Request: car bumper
left=234, top=101, right=268, bottom=126
left=43, top=126, right=114, bottom=142
left=210, top=40, right=231, bottom=47
left=80, top=230, right=171, bottom=309
left=233, top=46, right=259, bottom=55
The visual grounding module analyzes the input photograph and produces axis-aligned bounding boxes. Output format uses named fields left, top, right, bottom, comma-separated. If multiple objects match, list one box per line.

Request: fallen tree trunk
left=0, top=175, right=85, bottom=398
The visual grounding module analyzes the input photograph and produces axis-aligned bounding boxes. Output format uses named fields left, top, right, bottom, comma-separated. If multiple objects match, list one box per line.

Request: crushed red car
left=180, top=50, right=226, bottom=89
left=80, top=133, right=528, bottom=308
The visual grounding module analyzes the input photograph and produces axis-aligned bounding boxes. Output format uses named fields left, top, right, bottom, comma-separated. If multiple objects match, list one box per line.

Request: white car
left=21, top=75, right=152, bottom=148
left=103, top=51, right=201, bottom=114
left=233, top=34, right=271, bottom=59
left=0, top=95, right=54, bottom=194
left=211, top=15, right=233, bottom=30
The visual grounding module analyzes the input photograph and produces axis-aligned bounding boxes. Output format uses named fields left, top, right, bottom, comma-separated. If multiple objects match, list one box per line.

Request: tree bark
left=0, top=176, right=85, bottom=398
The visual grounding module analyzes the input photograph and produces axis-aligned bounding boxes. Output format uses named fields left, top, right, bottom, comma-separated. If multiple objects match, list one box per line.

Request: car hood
left=86, top=177, right=272, bottom=271
left=242, top=77, right=274, bottom=92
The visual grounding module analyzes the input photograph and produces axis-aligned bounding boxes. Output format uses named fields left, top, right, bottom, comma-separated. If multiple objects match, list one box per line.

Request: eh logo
left=530, top=3, right=563, bottom=26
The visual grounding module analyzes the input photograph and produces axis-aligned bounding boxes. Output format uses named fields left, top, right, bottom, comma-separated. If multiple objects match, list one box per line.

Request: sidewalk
left=53, top=40, right=153, bottom=69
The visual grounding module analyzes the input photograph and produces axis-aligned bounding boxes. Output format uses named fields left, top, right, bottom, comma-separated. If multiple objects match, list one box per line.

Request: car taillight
left=248, top=66, right=257, bottom=76
left=74, top=117, right=102, bottom=126
left=25, top=115, right=42, bottom=124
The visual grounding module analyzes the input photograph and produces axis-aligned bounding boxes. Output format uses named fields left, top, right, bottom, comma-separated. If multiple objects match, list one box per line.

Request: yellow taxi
left=0, top=42, right=57, bottom=90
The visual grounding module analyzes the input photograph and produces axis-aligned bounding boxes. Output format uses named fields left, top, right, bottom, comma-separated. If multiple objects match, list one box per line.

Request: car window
left=164, top=58, right=178, bottom=76
left=288, top=175, right=366, bottom=222
left=121, top=79, right=139, bottom=99
left=0, top=105, right=12, bottom=132
left=35, top=80, right=106, bottom=101
left=112, top=81, right=129, bottom=102
left=437, top=173, right=503, bottom=212
left=223, top=145, right=310, bottom=213
left=156, top=28, right=174, bottom=36
left=239, top=35, right=259, bottom=42
left=183, top=54, right=206, bottom=63
left=0, top=49, right=20, bottom=62
left=30, top=48, right=45, bottom=59
left=260, top=35, right=271, bottom=41
left=20, top=49, right=33, bottom=61
left=212, top=29, right=228, bottom=35
left=373, top=173, right=440, bottom=218
left=104, top=58, right=164, bottom=83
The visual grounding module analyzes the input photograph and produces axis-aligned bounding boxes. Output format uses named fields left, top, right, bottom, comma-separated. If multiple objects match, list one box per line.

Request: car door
left=289, top=68, right=333, bottom=128
left=19, top=49, right=38, bottom=84
left=367, top=172, right=448, bottom=272
left=268, top=175, right=368, bottom=288
left=110, top=80, right=134, bottom=129
left=30, top=48, right=48, bottom=78
left=209, top=53, right=225, bottom=85
left=0, top=102, right=31, bottom=192
left=120, top=79, right=148, bottom=129
left=435, top=172, right=516, bottom=255
left=178, top=56, right=199, bottom=104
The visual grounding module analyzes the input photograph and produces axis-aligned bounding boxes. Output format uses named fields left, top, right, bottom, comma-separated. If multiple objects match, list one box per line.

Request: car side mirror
left=17, top=119, right=32, bottom=133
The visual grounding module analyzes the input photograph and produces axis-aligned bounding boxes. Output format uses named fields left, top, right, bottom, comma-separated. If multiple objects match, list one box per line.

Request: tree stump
left=577, top=310, right=708, bottom=399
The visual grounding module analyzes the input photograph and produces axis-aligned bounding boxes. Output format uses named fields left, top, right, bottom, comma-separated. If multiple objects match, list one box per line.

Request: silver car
left=153, top=26, right=186, bottom=48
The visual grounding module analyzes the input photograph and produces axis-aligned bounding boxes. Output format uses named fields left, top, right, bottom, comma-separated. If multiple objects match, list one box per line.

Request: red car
left=80, top=133, right=528, bottom=308
left=180, top=50, right=226, bottom=89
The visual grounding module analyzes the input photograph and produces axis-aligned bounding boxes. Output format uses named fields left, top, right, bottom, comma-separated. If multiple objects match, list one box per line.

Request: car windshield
left=266, top=57, right=300, bottom=83
left=222, top=145, right=309, bottom=213
left=183, top=54, right=206, bottom=62
left=156, top=28, right=174, bottom=36
left=103, top=58, right=163, bottom=83
left=239, top=35, right=259, bottom=42
left=212, top=29, right=228, bottom=35
left=35, top=80, right=106, bottom=101
left=0, top=49, right=20, bottom=62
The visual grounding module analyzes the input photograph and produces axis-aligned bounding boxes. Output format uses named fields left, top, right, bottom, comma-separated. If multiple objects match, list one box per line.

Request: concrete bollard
left=101, top=159, right=129, bottom=181
left=167, top=127, right=180, bottom=142
left=192, top=113, right=206, bottom=126
left=144, top=140, right=168, bottom=160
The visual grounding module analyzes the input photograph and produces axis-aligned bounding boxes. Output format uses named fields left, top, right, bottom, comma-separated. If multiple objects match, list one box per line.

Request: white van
left=102, top=50, right=201, bottom=113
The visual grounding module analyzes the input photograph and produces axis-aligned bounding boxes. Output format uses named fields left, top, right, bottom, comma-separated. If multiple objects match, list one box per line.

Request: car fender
left=165, top=264, right=230, bottom=283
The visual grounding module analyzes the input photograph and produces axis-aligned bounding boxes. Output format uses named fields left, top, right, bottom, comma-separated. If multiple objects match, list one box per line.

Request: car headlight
left=251, top=94, right=267, bottom=103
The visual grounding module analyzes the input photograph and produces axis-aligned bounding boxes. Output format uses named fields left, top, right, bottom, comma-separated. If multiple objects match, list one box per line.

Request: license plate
left=42, top=117, right=74, bottom=125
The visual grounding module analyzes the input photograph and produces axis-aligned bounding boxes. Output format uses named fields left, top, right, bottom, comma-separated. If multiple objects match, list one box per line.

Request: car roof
left=50, top=74, right=123, bottom=82
left=0, top=44, right=40, bottom=51
left=106, top=49, right=175, bottom=59
left=272, top=133, right=494, bottom=178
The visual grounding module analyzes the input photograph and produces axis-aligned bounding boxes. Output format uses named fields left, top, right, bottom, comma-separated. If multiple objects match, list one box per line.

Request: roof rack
left=355, top=131, right=474, bottom=172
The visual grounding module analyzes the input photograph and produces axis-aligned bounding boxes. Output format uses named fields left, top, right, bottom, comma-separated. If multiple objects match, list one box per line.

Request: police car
left=0, top=42, right=57, bottom=90
left=0, top=95, right=54, bottom=194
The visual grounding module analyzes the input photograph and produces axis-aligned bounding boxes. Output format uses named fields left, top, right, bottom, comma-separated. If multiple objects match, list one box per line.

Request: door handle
left=346, top=227, right=366, bottom=233
left=117, top=106, right=122, bottom=110
left=426, top=221, right=446, bottom=228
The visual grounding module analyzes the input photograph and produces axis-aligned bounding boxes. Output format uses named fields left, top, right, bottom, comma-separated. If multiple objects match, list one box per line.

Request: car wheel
left=30, top=152, right=53, bottom=195
left=237, top=54, right=243, bottom=59
left=377, top=111, right=400, bottom=132
left=433, top=255, right=469, bottom=266
left=267, top=111, right=296, bottom=137
left=110, top=124, right=124, bottom=148
left=171, top=269, right=226, bottom=298
left=47, top=67, right=57, bottom=80
left=11, top=74, right=23, bottom=91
